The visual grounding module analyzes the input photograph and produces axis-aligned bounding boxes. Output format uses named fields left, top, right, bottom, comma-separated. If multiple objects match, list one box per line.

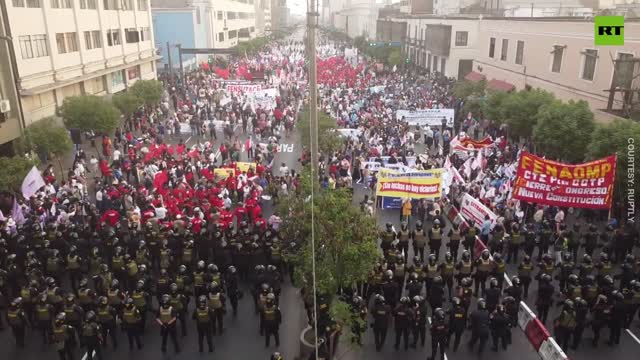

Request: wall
left=152, top=11, right=196, bottom=70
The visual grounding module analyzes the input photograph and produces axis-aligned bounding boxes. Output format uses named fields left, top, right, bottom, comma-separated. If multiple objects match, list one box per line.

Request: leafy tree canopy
left=60, top=95, right=120, bottom=133
left=24, top=117, right=73, bottom=158
left=112, top=92, right=142, bottom=118
left=501, top=88, right=555, bottom=139
left=298, top=108, right=344, bottom=155
left=0, top=157, right=38, bottom=192
left=129, top=80, right=164, bottom=107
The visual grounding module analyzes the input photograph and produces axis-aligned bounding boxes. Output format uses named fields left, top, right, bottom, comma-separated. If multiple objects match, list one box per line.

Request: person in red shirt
left=249, top=203, right=262, bottom=222
left=100, top=208, right=120, bottom=227
left=233, top=203, right=247, bottom=225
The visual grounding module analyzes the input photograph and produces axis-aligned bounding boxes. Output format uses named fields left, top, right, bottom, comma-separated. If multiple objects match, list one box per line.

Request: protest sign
left=226, top=84, right=262, bottom=94
left=511, top=151, right=616, bottom=209
left=368, top=156, right=417, bottom=168
left=376, top=168, right=444, bottom=199
left=237, top=162, right=257, bottom=173
left=248, top=88, right=278, bottom=109
left=396, top=108, right=455, bottom=128
left=369, top=85, right=386, bottom=94
left=336, top=128, right=362, bottom=140
left=459, top=193, right=497, bottom=229
left=214, top=168, right=235, bottom=180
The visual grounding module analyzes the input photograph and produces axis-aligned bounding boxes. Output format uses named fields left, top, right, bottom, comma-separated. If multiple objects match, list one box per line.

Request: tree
left=129, top=79, right=164, bottom=107
left=387, top=48, right=402, bottom=67
left=482, top=90, right=510, bottom=124
left=0, top=156, right=38, bottom=192
left=501, top=88, right=555, bottom=140
left=60, top=95, right=120, bottom=133
left=24, top=117, right=73, bottom=178
left=452, top=80, right=486, bottom=99
left=587, top=119, right=640, bottom=218
left=533, top=100, right=595, bottom=163
left=112, top=92, right=142, bottom=119
left=298, top=109, right=344, bottom=155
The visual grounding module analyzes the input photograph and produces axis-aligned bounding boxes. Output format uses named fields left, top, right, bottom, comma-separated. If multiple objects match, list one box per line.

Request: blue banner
left=381, top=197, right=402, bottom=209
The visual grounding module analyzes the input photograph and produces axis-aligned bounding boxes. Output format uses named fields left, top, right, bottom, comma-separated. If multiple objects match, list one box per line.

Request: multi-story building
left=384, top=15, right=640, bottom=122
left=5, top=0, right=159, bottom=132
left=270, top=0, right=288, bottom=32
left=152, top=0, right=257, bottom=72
left=0, top=4, right=23, bottom=153
left=333, top=0, right=383, bottom=39
left=255, top=0, right=271, bottom=35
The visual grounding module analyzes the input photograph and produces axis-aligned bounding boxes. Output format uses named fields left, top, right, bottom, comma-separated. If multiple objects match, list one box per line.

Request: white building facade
left=333, top=0, right=382, bottom=39
left=7, top=0, right=159, bottom=125
left=199, top=0, right=257, bottom=48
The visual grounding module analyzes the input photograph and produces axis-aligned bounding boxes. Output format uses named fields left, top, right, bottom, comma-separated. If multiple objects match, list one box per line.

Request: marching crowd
left=0, top=29, right=639, bottom=360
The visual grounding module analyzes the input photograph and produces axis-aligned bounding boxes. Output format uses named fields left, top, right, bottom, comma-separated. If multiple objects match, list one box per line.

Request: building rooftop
left=151, top=0, right=193, bottom=9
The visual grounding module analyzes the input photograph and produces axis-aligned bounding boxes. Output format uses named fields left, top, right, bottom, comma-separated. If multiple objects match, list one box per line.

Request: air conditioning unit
left=0, top=100, right=10, bottom=114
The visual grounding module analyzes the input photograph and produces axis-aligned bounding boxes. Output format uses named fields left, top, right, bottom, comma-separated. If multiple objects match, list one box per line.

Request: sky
left=287, top=0, right=396, bottom=16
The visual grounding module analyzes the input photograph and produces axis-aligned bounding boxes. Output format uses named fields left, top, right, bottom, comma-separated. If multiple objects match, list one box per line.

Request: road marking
left=427, top=317, right=449, bottom=360
left=626, top=328, right=640, bottom=345
left=81, top=351, right=96, bottom=360
left=277, top=143, right=295, bottom=153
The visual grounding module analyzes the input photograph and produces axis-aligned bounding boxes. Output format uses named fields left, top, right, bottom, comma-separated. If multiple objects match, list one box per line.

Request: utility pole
left=167, top=41, right=173, bottom=77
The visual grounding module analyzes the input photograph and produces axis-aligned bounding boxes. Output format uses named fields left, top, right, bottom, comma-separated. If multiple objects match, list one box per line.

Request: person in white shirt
left=113, top=148, right=121, bottom=161
left=154, top=205, right=167, bottom=220
left=279, top=163, right=289, bottom=176
left=89, top=155, right=99, bottom=174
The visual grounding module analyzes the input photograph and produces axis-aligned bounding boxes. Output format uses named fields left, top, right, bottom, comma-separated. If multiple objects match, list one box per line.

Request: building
left=334, top=0, right=383, bottom=39
left=0, top=4, right=23, bottom=153
left=4, top=0, right=159, bottom=137
left=270, top=0, right=288, bottom=31
left=152, top=0, right=258, bottom=71
left=432, top=0, right=593, bottom=16
left=255, top=0, right=271, bottom=35
left=387, top=15, right=640, bottom=121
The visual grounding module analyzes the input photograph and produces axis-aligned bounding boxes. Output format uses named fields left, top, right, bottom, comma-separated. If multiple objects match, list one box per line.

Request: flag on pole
left=21, top=166, right=45, bottom=199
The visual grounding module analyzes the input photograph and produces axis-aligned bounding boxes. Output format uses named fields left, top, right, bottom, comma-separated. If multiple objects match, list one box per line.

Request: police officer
left=380, top=223, right=396, bottom=255
left=491, top=253, right=506, bottom=289
left=52, top=313, right=76, bottom=360
left=485, top=278, right=501, bottom=314
left=371, top=294, right=391, bottom=351
left=429, top=308, right=448, bottom=360
left=429, top=220, right=443, bottom=260
left=463, top=221, right=478, bottom=259
left=226, top=266, right=241, bottom=316
left=131, top=280, right=149, bottom=332
left=66, top=246, right=83, bottom=292
left=517, top=255, right=534, bottom=298
left=557, top=253, right=575, bottom=293
left=168, top=283, right=188, bottom=336
left=591, top=294, right=611, bottom=347
left=474, top=249, right=492, bottom=297
left=536, top=274, right=555, bottom=324
left=468, top=298, right=490, bottom=355
left=447, top=223, right=462, bottom=262
left=156, top=294, right=180, bottom=353
left=207, top=281, right=226, bottom=335
left=382, top=270, right=400, bottom=308
left=455, top=251, right=473, bottom=285
left=260, top=293, right=281, bottom=347
left=609, top=290, right=626, bottom=346
left=392, top=296, right=414, bottom=350
left=490, top=304, right=510, bottom=352
left=6, top=297, right=28, bottom=347
left=122, top=297, right=143, bottom=350
left=81, top=311, right=103, bottom=360
left=507, top=222, right=523, bottom=264
left=96, top=296, right=118, bottom=349
left=439, top=252, right=456, bottom=299
left=35, top=293, right=54, bottom=344
left=448, top=297, right=467, bottom=352
left=572, top=297, right=588, bottom=350
left=351, top=296, right=368, bottom=346
left=397, top=222, right=411, bottom=263
left=554, top=299, right=577, bottom=352
left=192, top=295, right=214, bottom=352
left=77, top=278, right=96, bottom=313
left=411, top=295, right=427, bottom=348
left=63, top=294, right=84, bottom=333
left=430, top=276, right=446, bottom=312
left=412, top=221, right=428, bottom=262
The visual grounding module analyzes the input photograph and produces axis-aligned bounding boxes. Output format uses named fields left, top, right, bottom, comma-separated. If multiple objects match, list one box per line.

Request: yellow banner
left=236, top=162, right=257, bottom=173
left=376, top=168, right=444, bottom=199
left=214, top=168, right=236, bottom=180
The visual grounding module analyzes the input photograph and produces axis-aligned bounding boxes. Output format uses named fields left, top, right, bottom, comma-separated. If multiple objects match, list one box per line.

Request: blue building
left=152, top=1, right=204, bottom=72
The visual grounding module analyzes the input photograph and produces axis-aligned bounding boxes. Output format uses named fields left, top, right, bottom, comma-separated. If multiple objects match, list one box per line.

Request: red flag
left=153, top=170, right=168, bottom=189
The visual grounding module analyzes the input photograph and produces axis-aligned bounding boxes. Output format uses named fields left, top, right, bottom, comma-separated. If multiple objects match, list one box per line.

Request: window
left=92, top=76, right=106, bottom=93
left=551, top=45, right=564, bottom=73
left=217, top=11, right=223, bottom=20
left=19, top=36, right=34, bottom=59
left=137, top=0, right=147, bottom=10
left=107, top=29, right=121, bottom=46
left=515, top=40, right=524, bottom=65
left=92, top=31, right=102, bottom=48
left=103, top=0, right=118, bottom=10
left=139, top=27, right=150, bottom=42
left=120, top=0, right=133, bottom=10
left=218, top=32, right=224, bottom=42
left=581, top=49, right=598, bottom=81
left=455, top=31, right=468, bottom=46
left=613, top=53, right=635, bottom=89
left=12, top=0, right=25, bottom=6
left=56, top=33, right=67, bottom=53
left=500, top=39, right=508, bottom=61
left=228, top=11, right=237, bottom=20
left=228, top=30, right=237, bottom=39
left=27, top=0, right=41, bottom=6
left=441, top=58, right=446, bottom=74
left=125, top=28, right=140, bottom=43
left=489, top=37, right=495, bottom=58
left=32, top=34, right=48, bottom=57
left=66, top=32, right=78, bottom=52
left=80, top=0, right=97, bottom=8
left=250, top=26, right=255, bottom=32
left=196, top=7, right=201, bottom=24
left=51, top=0, right=72, bottom=8
left=84, top=31, right=101, bottom=49
left=84, top=31, right=92, bottom=49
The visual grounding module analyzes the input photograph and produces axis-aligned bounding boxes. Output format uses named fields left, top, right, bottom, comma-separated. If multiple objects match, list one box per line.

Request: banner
left=396, top=108, right=454, bottom=128
left=450, top=135, right=494, bottom=153
left=236, top=162, right=256, bottom=173
left=21, top=166, right=45, bottom=199
left=214, top=168, right=235, bottom=180
left=368, top=156, right=417, bottom=168
left=511, top=151, right=616, bottom=209
left=459, top=193, right=497, bottom=229
left=376, top=168, right=444, bottom=199
left=226, top=84, right=262, bottom=94
left=248, top=88, right=278, bottom=109
left=336, top=128, right=362, bottom=140
left=369, top=85, right=386, bottom=94
left=381, top=196, right=402, bottom=209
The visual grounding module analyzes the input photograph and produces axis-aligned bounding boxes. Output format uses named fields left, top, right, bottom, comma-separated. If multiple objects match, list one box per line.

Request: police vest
left=478, top=259, right=492, bottom=272
left=123, top=309, right=139, bottom=324
left=208, top=293, right=223, bottom=309
left=431, top=228, right=442, bottom=240
left=442, top=263, right=455, bottom=276
left=132, top=291, right=146, bottom=307
left=570, top=286, right=582, bottom=300
left=20, top=287, right=32, bottom=302
left=450, top=230, right=461, bottom=242
left=160, top=250, right=170, bottom=268
left=560, top=311, right=577, bottom=329
left=194, top=272, right=205, bottom=286
left=494, top=261, right=506, bottom=274
left=97, top=307, right=112, bottom=322
left=518, top=264, right=533, bottom=277
left=107, top=290, right=121, bottom=305
left=64, top=306, right=80, bottom=321
left=82, top=323, right=97, bottom=337
left=79, top=288, right=92, bottom=304
left=136, top=250, right=147, bottom=264
left=7, top=310, right=23, bottom=326
left=211, top=273, right=221, bottom=285
left=182, top=248, right=193, bottom=263
left=196, top=308, right=210, bottom=322
left=426, top=264, right=438, bottom=278
left=176, top=276, right=187, bottom=290
left=414, top=231, right=427, bottom=247
left=53, top=325, right=67, bottom=342
left=127, top=262, right=138, bottom=276
left=112, top=256, right=124, bottom=271
left=159, top=306, right=173, bottom=323
left=543, top=263, right=555, bottom=275
left=67, top=255, right=80, bottom=270
left=263, top=307, right=277, bottom=321
left=258, top=294, right=268, bottom=309
left=398, top=230, right=410, bottom=242
left=511, top=232, right=523, bottom=244
left=580, top=264, right=593, bottom=276
left=271, top=247, right=282, bottom=260
left=48, top=288, right=62, bottom=303
left=394, top=265, right=405, bottom=278
left=47, top=258, right=60, bottom=272
left=169, top=295, right=184, bottom=311
left=585, top=286, right=599, bottom=300
left=599, top=263, right=613, bottom=276
left=459, top=261, right=472, bottom=275
left=466, top=228, right=477, bottom=240
left=90, top=257, right=100, bottom=273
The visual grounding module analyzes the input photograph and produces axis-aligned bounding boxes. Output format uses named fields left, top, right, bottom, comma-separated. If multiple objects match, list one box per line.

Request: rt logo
left=595, top=16, right=624, bottom=45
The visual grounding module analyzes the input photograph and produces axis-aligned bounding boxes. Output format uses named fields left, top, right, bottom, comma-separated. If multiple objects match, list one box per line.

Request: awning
left=464, top=71, right=486, bottom=82
left=487, top=79, right=515, bottom=92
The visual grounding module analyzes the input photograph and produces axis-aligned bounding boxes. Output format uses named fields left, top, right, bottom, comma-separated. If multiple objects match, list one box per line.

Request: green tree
left=298, top=109, right=344, bottom=155
left=501, top=89, right=555, bottom=140
left=0, top=156, right=38, bottom=192
left=24, top=117, right=73, bottom=178
left=112, top=92, right=142, bottom=119
left=483, top=90, right=510, bottom=123
left=533, top=100, right=595, bottom=163
left=60, top=95, right=120, bottom=133
left=129, top=79, right=164, bottom=107
left=587, top=119, right=640, bottom=218
left=452, top=80, right=486, bottom=99
left=387, top=48, right=402, bottom=67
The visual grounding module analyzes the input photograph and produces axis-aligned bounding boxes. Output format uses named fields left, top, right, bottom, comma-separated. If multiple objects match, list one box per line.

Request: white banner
left=336, top=128, right=362, bottom=140
left=21, top=166, right=45, bottom=199
left=226, top=84, right=262, bottom=94
left=249, top=88, right=278, bottom=110
left=368, top=156, right=417, bottom=168
left=538, top=338, right=568, bottom=360
left=396, top=108, right=455, bottom=128
left=369, top=85, right=386, bottom=94
left=459, top=193, right=497, bottom=229
left=518, top=301, right=537, bottom=331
